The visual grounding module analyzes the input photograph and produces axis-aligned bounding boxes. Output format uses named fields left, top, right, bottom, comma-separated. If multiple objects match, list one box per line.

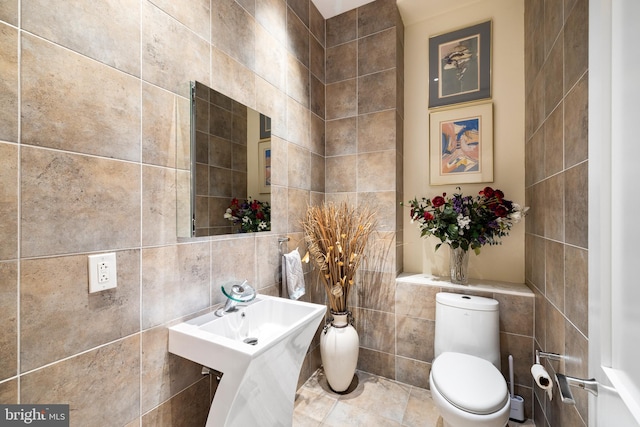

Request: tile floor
left=293, top=369, right=535, bottom=427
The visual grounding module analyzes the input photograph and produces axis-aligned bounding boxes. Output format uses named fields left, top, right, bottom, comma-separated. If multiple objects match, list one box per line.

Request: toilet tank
left=434, top=292, right=501, bottom=369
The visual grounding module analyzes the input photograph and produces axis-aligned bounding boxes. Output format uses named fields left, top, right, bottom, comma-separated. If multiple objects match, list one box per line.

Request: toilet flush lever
left=555, top=373, right=599, bottom=404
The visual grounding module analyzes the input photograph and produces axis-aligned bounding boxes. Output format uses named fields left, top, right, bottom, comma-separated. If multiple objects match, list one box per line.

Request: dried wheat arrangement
left=301, top=202, right=377, bottom=313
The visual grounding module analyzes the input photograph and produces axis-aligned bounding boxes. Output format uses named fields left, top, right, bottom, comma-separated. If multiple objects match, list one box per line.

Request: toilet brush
left=509, top=354, right=526, bottom=422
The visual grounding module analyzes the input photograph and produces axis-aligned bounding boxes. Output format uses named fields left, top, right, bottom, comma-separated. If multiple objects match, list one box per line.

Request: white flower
left=457, top=214, right=471, bottom=229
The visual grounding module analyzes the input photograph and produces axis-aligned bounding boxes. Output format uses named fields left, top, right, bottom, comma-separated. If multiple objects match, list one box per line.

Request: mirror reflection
left=179, top=81, right=271, bottom=237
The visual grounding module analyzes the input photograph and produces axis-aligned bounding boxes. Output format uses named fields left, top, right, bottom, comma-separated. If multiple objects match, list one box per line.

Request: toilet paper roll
left=531, top=363, right=553, bottom=400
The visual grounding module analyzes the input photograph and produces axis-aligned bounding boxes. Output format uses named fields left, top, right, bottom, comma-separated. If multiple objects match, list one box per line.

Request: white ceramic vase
left=320, top=311, right=359, bottom=392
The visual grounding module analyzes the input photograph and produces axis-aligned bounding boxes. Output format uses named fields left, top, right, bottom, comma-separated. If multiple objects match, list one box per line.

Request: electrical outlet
left=88, top=253, right=117, bottom=293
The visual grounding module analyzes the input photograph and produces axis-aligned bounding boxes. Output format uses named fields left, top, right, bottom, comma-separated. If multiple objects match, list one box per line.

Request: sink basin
left=169, top=294, right=326, bottom=427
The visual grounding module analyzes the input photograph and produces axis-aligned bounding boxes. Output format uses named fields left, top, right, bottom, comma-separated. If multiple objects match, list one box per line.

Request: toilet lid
left=431, top=352, right=509, bottom=415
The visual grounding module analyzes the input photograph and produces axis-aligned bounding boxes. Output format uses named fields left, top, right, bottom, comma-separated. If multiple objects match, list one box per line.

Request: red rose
left=494, top=189, right=504, bottom=200
left=432, top=196, right=446, bottom=207
left=423, top=211, right=434, bottom=221
left=481, top=187, right=494, bottom=198
left=495, top=205, right=508, bottom=217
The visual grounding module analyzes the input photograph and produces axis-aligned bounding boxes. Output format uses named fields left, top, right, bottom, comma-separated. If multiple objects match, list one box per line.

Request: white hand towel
left=283, top=248, right=305, bottom=300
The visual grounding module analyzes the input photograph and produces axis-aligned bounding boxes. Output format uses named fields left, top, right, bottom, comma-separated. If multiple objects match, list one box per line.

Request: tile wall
left=0, top=0, right=327, bottom=425
left=322, top=0, right=406, bottom=383
left=524, top=0, right=589, bottom=425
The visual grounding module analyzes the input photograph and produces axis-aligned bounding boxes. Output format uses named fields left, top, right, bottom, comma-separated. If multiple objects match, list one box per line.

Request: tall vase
left=449, top=246, right=470, bottom=285
left=320, top=311, right=359, bottom=393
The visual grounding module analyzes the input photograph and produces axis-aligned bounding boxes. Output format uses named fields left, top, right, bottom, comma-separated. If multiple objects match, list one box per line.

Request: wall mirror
left=177, top=81, right=272, bottom=237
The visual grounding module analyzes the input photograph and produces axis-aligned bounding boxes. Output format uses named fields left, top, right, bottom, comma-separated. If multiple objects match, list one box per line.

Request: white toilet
left=429, top=292, right=510, bottom=427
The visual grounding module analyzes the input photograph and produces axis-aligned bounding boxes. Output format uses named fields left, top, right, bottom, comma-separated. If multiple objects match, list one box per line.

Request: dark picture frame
left=428, top=20, right=492, bottom=109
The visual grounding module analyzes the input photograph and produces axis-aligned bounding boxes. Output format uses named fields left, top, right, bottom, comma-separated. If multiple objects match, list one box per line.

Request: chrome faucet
left=215, top=280, right=256, bottom=316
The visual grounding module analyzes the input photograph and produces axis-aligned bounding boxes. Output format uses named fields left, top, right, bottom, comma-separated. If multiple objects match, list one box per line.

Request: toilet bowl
left=430, top=352, right=510, bottom=427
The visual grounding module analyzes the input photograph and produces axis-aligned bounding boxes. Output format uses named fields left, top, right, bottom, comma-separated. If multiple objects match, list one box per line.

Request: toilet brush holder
left=508, top=354, right=526, bottom=422
left=509, top=395, right=525, bottom=422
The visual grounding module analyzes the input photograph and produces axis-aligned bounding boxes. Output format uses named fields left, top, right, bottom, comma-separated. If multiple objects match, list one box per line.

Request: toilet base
left=430, top=371, right=510, bottom=427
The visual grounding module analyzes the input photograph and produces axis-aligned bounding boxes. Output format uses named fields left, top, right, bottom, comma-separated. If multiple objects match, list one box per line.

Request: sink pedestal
left=168, top=295, right=325, bottom=427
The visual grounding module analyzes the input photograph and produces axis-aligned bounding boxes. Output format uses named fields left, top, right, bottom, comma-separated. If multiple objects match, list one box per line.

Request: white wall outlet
left=88, top=252, right=117, bottom=293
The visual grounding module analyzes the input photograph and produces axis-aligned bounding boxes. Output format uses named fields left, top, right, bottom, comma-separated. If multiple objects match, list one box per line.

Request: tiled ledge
left=396, top=273, right=534, bottom=298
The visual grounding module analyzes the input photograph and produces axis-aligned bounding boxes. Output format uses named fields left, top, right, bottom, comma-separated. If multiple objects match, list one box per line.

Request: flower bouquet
left=406, top=186, right=528, bottom=255
left=224, top=198, right=271, bottom=233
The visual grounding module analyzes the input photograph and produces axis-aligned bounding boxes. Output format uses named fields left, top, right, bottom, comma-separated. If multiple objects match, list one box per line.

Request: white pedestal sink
left=168, top=294, right=326, bottom=427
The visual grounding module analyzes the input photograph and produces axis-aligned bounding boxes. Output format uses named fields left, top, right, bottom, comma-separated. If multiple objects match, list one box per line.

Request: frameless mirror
left=177, top=81, right=272, bottom=237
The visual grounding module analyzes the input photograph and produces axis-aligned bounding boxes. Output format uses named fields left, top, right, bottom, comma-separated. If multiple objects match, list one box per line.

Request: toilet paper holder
left=535, top=350, right=599, bottom=404
left=535, top=349, right=563, bottom=364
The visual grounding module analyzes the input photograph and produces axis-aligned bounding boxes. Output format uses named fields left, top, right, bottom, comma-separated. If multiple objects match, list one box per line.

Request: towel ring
left=278, top=236, right=290, bottom=257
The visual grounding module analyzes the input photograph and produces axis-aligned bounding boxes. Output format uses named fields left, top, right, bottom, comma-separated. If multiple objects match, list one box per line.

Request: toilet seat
left=431, top=352, right=509, bottom=415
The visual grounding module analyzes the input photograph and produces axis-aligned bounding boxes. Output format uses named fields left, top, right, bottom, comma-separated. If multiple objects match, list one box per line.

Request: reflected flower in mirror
left=224, top=198, right=271, bottom=233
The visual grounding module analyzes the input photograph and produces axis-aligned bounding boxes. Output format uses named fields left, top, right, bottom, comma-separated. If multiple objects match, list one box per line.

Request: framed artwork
left=428, top=20, right=491, bottom=109
left=260, top=114, right=271, bottom=139
left=258, top=140, right=271, bottom=193
left=429, top=102, right=493, bottom=185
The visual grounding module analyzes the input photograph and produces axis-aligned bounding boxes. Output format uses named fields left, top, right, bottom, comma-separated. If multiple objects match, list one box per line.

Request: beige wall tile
left=141, top=378, right=210, bottom=427
left=395, top=282, right=438, bottom=320
left=212, top=0, right=255, bottom=70
left=21, top=34, right=141, bottom=161
left=545, top=240, right=565, bottom=309
left=358, top=110, right=397, bottom=153
left=255, top=0, right=287, bottom=46
left=21, top=336, right=140, bottom=426
left=358, top=69, right=397, bottom=115
left=287, top=54, right=310, bottom=107
left=211, top=48, right=256, bottom=110
left=210, top=237, right=257, bottom=303
left=20, top=250, right=140, bottom=372
left=357, top=347, right=395, bottom=379
left=496, top=293, right=535, bottom=336
left=141, top=322, right=204, bottom=413
left=325, top=155, right=356, bottom=193
left=355, top=308, right=395, bottom=354
left=310, top=35, right=325, bottom=82
left=357, top=271, right=395, bottom=312
left=310, top=2, right=325, bottom=47
left=544, top=172, right=564, bottom=241
left=326, top=117, right=356, bottom=156
left=0, top=24, right=18, bottom=143
left=0, top=142, right=17, bottom=261
left=357, top=0, right=397, bottom=38
left=255, top=24, right=286, bottom=91
left=21, top=147, right=141, bottom=257
left=564, top=0, right=588, bottom=92
left=22, top=0, right=141, bottom=76
left=287, top=98, right=311, bottom=149
left=564, top=246, right=588, bottom=335
left=142, top=1, right=209, bottom=98
left=544, top=36, right=564, bottom=116
left=150, top=0, right=210, bottom=40
left=326, top=41, right=357, bottom=84
left=564, top=74, right=588, bottom=168
left=357, top=151, right=396, bottom=192
left=565, top=162, right=588, bottom=248
left=544, top=104, right=564, bottom=176
left=142, top=165, right=178, bottom=246
left=310, top=152, right=325, bottom=193
left=396, top=357, right=430, bottom=389
left=358, top=28, right=396, bottom=76
left=287, top=7, right=309, bottom=67
left=0, top=261, right=17, bottom=381
left=326, top=79, right=357, bottom=120
left=288, top=143, right=311, bottom=190
left=0, top=1, right=17, bottom=26
left=310, top=75, right=325, bottom=119
left=396, top=316, right=434, bottom=362
left=142, top=243, right=210, bottom=329
left=0, top=378, right=17, bottom=403
left=142, top=83, right=190, bottom=169
left=326, top=9, right=356, bottom=47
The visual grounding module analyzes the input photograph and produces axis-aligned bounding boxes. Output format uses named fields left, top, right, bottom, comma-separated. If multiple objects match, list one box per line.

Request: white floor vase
left=320, top=311, right=359, bottom=392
